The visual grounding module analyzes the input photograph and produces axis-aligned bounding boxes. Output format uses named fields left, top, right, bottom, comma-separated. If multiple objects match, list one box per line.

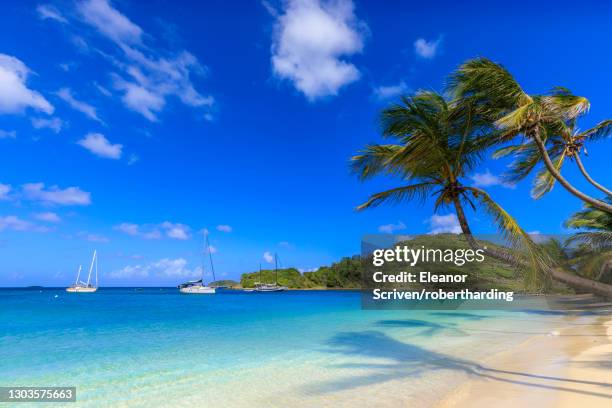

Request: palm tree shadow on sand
left=301, top=330, right=612, bottom=400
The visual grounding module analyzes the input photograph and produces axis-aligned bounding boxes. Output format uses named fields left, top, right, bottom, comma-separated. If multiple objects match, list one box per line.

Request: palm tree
left=352, top=90, right=545, bottom=282
left=565, top=202, right=612, bottom=282
left=353, top=90, right=612, bottom=297
left=493, top=114, right=612, bottom=198
left=449, top=58, right=612, bottom=213
left=565, top=200, right=612, bottom=250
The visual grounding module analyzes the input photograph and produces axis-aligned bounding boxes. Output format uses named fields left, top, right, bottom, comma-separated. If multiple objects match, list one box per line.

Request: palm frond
left=465, top=186, right=549, bottom=286
left=350, top=144, right=404, bottom=181
left=577, top=119, right=612, bottom=143
left=356, top=182, right=435, bottom=211
left=531, top=152, right=565, bottom=199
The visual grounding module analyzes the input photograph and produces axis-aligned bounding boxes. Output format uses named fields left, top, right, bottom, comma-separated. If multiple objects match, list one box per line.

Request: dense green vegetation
left=210, top=280, right=239, bottom=288
left=238, top=234, right=564, bottom=291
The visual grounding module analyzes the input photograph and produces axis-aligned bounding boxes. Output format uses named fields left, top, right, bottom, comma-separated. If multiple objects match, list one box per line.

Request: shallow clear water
left=0, top=288, right=587, bottom=407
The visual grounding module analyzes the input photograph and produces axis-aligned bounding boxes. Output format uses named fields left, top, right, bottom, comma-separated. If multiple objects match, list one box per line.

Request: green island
left=236, top=234, right=594, bottom=292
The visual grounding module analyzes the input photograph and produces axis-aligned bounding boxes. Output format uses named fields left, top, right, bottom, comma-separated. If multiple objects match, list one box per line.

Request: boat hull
left=179, top=286, right=216, bottom=294
left=66, top=287, right=98, bottom=293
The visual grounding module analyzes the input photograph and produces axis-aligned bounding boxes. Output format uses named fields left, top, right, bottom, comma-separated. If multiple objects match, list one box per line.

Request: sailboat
left=178, top=230, right=216, bottom=294
left=66, top=250, right=98, bottom=293
left=254, top=253, right=287, bottom=292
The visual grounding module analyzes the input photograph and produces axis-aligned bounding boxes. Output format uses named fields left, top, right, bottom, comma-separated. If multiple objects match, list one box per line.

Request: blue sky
left=1, top=0, right=611, bottom=286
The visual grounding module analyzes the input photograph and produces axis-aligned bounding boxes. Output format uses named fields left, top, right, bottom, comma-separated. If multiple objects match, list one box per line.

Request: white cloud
left=372, top=81, right=409, bottom=101
left=298, top=267, right=319, bottom=273
left=115, top=222, right=139, bottom=236
left=216, top=224, right=232, bottom=233
left=77, top=133, right=122, bottom=159
left=36, top=4, right=68, bottom=24
left=414, top=37, right=441, bottom=59
left=79, top=232, right=110, bottom=243
left=115, top=221, right=190, bottom=240
left=263, top=251, right=274, bottom=264
left=112, top=78, right=165, bottom=121
left=0, top=129, right=16, bottom=139
left=0, top=184, right=11, bottom=200
left=77, top=0, right=143, bottom=45
left=0, top=54, right=54, bottom=114
left=271, top=0, right=365, bottom=100
left=57, top=88, right=103, bottom=123
left=161, top=221, right=190, bottom=240
left=0, top=215, right=48, bottom=232
left=64, top=0, right=213, bottom=121
left=378, top=221, right=407, bottom=234
left=34, top=212, right=61, bottom=223
left=428, top=214, right=461, bottom=234
left=471, top=169, right=515, bottom=189
left=108, top=258, right=199, bottom=279
left=21, top=183, right=92, bottom=206
left=31, top=117, right=63, bottom=133
left=127, top=154, right=139, bottom=165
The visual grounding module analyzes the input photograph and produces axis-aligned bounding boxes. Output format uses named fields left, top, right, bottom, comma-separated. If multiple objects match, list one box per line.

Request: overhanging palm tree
left=352, top=90, right=545, bottom=284
left=565, top=200, right=612, bottom=250
left=493, top=113, right=612, bottom=198
left=353, top=90, right=612, bottom=297
left=449, top=58, right=612, bottom=213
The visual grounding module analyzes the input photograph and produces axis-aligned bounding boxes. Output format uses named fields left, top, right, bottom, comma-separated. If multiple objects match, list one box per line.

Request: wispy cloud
left=372, top=81, right=409, bottom=101
left=57, top=88, right=103, bottom=123
left=34, top=212, right=61, bottom=223
left=216, top=224, right=232, bottom=233
left=414, top=36, right=442, bottom=59
left=36, top=4, right=68, bottom=24
left=0, top=129, right=17, bottom=139
left=108, top=258, right=199, bottom=279
left=77, top=0, right=143, bottom=44
left=471, top=169, right=515, bottom=189
left=428, top=214, right=461, bottom=234
left=0, top=215, right=49, bottom=232
left=78, top=231, right=110, bottom=243
left=0, top=184, right=11, bottom=200
left=77, top=133, right=122, bottom=159
left=115, top=221, right=190, bottom=240
left=21, top=183, right=92, bottom=206
left=270, top=0, right=366, bottom=100
left=0, top=54, right=54, bottom=115
left=378, top=221, right=406, bottom=234
left=31, top=117, right=63, bottom=133
left=38, top=0, right=214, bottom=122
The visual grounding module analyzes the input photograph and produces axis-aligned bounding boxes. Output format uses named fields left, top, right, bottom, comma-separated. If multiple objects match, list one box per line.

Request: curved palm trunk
left=531, top=129, right=612, bottom=213
left=452, top=196, right=612, bottom=298
left=574, top=154, right=612, bottom=197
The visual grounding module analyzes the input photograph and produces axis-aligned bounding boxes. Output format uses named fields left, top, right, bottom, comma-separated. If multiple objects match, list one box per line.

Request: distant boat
left=179, top=231, right=216, bottom=294
left=66, top=250, right=98, bottom=293
left=254, top=254, right=287, bottom=292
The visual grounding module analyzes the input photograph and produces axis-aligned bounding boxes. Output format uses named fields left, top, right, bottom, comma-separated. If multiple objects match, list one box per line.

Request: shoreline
left=436, top=311, right=612, bottom=407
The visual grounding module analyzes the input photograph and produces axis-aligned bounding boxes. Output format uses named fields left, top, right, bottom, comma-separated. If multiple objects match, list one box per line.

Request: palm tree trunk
left=531, top=128, right=612, bottom=213
left=451, top=196, right=612, bottom=298
left=574, top=154, right=612, bottom=197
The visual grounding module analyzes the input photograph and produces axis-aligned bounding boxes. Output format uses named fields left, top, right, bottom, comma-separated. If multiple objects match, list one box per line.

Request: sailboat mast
left=206, top=231, right=216, bottom=283
left=75, top=265, right=82, bottom=285
left=95, top=252, right=98, bottom=288
left=86, top=250, right=96, bottom=286
left=274, top=253, right=278, bottom=285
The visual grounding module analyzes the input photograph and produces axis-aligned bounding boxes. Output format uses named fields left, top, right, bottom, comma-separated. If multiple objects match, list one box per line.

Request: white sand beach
left=438, top=304, right=612, bottom=407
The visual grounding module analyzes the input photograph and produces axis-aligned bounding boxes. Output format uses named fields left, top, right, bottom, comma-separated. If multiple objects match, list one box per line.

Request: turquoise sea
left=0, top=288, right=594, bottom=407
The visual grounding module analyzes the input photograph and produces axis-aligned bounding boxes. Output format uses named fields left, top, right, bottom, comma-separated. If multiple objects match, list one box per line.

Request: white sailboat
left=254, top=254, right=287, bottom=292
left=179, top=231, right=216, bottom=294
left=66, top=250, right=98, bottom=293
